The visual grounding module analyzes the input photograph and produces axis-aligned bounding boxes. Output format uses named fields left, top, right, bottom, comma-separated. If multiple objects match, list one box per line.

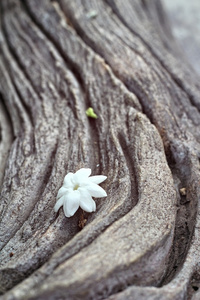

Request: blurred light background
left=162, top=0, right=200, bottom=75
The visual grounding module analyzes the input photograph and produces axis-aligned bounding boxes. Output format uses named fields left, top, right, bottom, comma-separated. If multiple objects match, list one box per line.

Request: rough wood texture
left=0, top=0, right=200, bottom=299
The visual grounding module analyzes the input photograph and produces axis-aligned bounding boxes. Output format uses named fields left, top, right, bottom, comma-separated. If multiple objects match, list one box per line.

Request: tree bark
left=0, top=0, right=200, bottom=299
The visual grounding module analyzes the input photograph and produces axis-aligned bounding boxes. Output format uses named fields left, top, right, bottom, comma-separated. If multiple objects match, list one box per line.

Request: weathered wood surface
left=0, top=0, right=200, bottom=299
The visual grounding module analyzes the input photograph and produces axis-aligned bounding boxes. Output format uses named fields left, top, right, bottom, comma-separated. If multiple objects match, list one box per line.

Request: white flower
left=54, top=168, right=107, bottom=217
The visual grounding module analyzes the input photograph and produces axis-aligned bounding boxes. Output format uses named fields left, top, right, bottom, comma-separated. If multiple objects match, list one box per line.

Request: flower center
left=73, top=184, right=79, bottom=191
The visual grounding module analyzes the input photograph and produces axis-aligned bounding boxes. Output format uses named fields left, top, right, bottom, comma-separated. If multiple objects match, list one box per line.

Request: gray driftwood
left=0, top=0, right=200, bottom=299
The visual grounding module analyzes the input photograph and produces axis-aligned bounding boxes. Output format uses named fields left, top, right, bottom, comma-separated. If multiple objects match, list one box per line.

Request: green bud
left=86, top=107, right=98, bottom=119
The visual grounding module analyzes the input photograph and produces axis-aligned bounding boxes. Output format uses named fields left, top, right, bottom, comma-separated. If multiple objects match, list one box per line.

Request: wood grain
left=0, top=0, right=200, bottom=299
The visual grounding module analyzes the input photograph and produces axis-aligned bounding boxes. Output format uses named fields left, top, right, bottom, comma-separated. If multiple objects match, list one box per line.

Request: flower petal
left=79, top=189, right=96, bottom=212
left=85, top=183, right=107, bottom=198
left=54, top=196, right=64, bottom=212
left=56, top=186, right=69, bottom=200
left=63, top=191, right=80, bottom=217
left=73, top=168, right=91, bottom=183
left=89, top=175, right=107, bottom=184
left=63, top=172, right=74, bottom=188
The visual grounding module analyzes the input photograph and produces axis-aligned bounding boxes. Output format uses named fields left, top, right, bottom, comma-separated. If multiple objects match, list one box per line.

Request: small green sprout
left=86, top=107, right=98, bottom=119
